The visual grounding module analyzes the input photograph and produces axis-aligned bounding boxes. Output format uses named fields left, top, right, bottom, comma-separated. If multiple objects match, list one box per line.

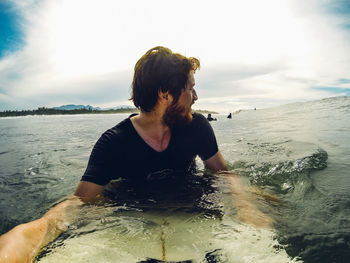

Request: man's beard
left=163, top=102, right=193, bottom=127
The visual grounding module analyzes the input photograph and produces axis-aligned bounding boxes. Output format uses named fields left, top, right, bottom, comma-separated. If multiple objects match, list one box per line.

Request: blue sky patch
left=0, top=1, right=24, bottom=58
left=337, top=78, right=350, bottom=84
left=324, top=0, right=350, bottom=30
left=314, top=86, right=350, bottom=96
left=326, top=0, right=350, bottom=15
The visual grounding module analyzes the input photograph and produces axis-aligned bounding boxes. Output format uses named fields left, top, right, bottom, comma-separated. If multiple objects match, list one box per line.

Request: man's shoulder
left=191, top=112, right=209, bottom=126
left=192, top=112, right=205, bottom=120
left=101, top=115, right=134, bottom=142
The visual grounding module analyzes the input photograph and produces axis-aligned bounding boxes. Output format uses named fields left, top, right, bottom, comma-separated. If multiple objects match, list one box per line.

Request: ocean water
left=0, top=96, right=349, bottom=262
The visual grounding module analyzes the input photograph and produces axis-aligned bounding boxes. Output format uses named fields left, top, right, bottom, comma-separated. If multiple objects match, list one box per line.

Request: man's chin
left=163, top=107, right=193, bottom=126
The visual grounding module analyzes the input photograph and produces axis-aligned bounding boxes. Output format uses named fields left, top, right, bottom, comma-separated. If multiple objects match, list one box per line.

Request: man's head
left=162, top=69, right=198, bottom=126
left=130, top=46, right=200, bottom=113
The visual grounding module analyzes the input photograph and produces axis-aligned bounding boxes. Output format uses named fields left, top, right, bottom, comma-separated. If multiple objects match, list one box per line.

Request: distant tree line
left=0, top=107, right=218, bottom=118
left=0, top=107, right=138, bottom=117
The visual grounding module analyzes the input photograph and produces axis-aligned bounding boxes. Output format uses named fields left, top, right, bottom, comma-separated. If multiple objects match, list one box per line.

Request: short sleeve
left=81, top=130, right=117, bottom=185
left=193, top=114, right=219, bottom=160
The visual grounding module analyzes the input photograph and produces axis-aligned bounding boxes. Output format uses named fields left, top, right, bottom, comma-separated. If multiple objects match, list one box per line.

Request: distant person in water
left=0, top=46, right=274, bottom=263
left=207, top=113, right=217, bottom=121
left=227, top=113, right=232, bottom=119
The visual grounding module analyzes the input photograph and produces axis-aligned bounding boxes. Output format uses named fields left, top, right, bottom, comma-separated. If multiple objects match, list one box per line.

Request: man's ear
left=158, top=90, right=172, bottom=105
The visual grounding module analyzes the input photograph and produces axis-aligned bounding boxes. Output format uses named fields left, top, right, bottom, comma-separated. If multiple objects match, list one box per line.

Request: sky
left=0, top=0, right=350, bottom=113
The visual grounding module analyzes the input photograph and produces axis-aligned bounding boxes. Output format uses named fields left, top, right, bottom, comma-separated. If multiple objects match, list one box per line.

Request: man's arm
left=0, top=181, right=104, bottom=263
left=203, top=151, right=227, bottom=172
left=204, top=151, right=274, bottom=229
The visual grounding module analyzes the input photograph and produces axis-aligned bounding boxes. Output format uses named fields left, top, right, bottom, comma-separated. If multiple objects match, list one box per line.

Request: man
left=206, top=113, right=216, bottom=121
left=0, top=46, right=273, bottom=263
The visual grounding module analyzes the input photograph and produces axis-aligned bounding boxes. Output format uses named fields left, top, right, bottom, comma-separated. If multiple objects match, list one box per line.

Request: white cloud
left=0, top=0, right=350, bottom=111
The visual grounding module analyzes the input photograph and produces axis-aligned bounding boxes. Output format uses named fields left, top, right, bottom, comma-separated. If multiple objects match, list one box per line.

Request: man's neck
left=130, top=110, right=171, bottom=152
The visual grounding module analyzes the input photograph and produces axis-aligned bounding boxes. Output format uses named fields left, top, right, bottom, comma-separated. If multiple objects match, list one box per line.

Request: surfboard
left=35, top=204, right=296, bottom=263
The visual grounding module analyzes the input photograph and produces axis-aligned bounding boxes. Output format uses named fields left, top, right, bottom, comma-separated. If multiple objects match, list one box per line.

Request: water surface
left=1, top=96, right=349, bottom=262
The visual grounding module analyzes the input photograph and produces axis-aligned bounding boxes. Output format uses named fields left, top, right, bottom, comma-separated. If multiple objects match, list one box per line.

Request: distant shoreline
left=0, top=107, right=138, bottom=117
left=0, top=107, right=218, bottom=118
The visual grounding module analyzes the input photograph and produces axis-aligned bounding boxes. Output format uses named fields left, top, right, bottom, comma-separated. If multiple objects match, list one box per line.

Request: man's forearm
left=40, top=196, right=83, bottom=243
left=0, top=196, right=83, bottom=263
left=219, top=172, right=275, bottom=229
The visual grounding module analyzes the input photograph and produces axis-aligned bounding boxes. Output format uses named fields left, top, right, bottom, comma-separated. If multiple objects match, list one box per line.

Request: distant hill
left=52, top=104, right=101, bottom=110
left=102, top=105, right=135, bottom=110
left=51, top=104, right=136, bottom=111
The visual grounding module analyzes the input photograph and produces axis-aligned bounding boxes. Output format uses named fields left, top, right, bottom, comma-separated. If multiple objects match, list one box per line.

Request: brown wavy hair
left=130, top=46, right=200, bottom=112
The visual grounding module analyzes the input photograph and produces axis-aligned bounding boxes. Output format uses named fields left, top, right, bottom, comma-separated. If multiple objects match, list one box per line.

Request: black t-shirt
left=81, top=113, right=218, bottom=186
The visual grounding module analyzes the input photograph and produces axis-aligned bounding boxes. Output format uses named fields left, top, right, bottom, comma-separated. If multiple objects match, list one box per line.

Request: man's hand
left=0, top=196, right=84, bottom=263
left=0, top=181, right=104, bottom=263
left=226, top=174, right=275, bottom=229
left=204, top=151, right=276, bottom=229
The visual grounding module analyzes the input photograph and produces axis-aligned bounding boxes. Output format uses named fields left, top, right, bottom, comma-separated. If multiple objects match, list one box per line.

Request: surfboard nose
left=137, top=249, right=223, bottom=263
left=137, top=258, right=193, bottom=263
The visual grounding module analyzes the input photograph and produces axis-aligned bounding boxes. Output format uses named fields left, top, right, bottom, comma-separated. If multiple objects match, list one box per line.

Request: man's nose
left=192, top=89, right=198, bottom=101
